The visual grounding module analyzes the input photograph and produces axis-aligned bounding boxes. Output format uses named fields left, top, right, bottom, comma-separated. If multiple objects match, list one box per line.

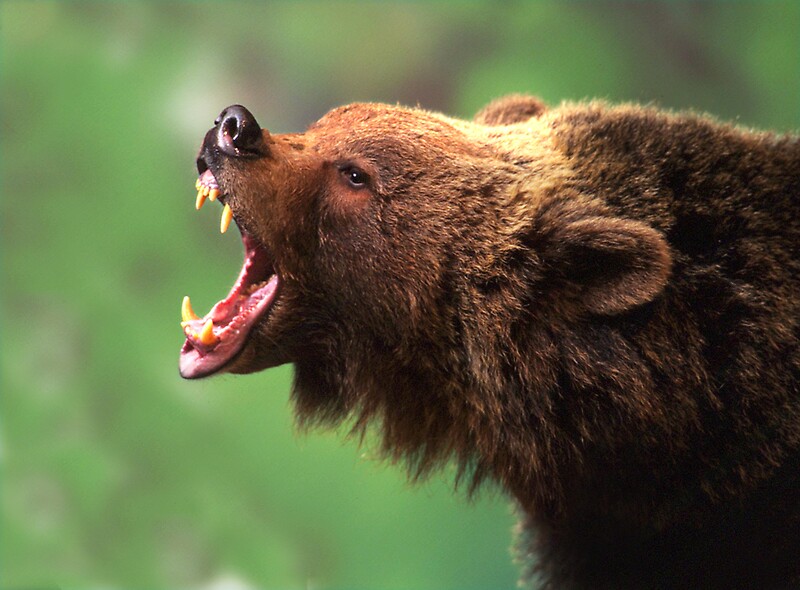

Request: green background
left=2, top=2, right=798, bottom=589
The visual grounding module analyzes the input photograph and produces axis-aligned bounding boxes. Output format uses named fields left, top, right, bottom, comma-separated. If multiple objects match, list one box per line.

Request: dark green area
left=2, top=2, right=798, bottom=589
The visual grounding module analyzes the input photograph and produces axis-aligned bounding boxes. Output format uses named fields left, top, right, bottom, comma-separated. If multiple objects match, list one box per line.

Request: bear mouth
left=179, top=169, right=279, bottom=379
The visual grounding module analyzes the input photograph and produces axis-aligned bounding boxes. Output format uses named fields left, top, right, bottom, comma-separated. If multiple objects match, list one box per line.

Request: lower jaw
left=179, top=274, right=279, bottom=379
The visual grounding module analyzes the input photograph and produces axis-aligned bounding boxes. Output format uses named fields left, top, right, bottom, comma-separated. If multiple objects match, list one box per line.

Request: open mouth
left=179, top=169, right=279, bottom=379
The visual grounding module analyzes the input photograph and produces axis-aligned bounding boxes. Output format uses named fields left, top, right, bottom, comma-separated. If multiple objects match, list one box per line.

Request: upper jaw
left=194, top=103, right=270, bottom=209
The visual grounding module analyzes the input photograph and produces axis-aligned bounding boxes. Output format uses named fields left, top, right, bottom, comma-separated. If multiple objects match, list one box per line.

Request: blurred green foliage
left=2, top=2, right=798, bottom=589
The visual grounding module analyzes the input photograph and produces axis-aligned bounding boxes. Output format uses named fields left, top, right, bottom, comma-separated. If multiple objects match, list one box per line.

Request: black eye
left=341, top=166, right=369, bottom=188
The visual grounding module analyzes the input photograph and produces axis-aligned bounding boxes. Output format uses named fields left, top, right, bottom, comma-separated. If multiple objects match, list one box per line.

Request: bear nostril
left=215, top=104, right=264, bottom=156
left=223, top=116, right=239, bottom=142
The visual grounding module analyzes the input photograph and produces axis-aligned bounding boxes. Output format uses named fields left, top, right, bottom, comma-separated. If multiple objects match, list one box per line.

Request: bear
left=178, top=95, right=800, bottom=589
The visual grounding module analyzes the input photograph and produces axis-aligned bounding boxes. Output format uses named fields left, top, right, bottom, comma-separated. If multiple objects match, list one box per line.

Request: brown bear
left=179, top=95, right=800, bottom=589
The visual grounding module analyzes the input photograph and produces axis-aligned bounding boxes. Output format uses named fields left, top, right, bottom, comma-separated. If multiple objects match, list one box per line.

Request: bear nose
left=214, top=105, right=265, bottom=156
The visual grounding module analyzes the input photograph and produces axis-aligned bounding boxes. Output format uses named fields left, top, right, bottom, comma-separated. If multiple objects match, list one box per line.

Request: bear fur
left=183, top=95, right=800, bottom=588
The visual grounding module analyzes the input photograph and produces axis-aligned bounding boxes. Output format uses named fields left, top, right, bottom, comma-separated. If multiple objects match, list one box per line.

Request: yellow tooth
left=195, top=178, right=202, bottom=190
left=208, top=188, right=220, bottom=202
left=196, top=190, right=207, bottom=210
left=202, top=185, right=210, bottom=197
left=220, top=203, right=233, bottom=234
left=181, top=295, right=200, bottom=323
left=198, top=318, right=218, bottom=346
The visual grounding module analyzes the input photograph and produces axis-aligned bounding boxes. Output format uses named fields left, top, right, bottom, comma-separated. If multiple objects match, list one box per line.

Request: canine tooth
left=182, top=295, right=200, bottom=323
left=198, top=318, right=218, bottom=345
left=220, top=203, right=233, bottom=234
left=196, top=190, right=207, bottom=210
left=209, top=188, right=220, bottom=201
left=195, top=178, right=202, bottom=190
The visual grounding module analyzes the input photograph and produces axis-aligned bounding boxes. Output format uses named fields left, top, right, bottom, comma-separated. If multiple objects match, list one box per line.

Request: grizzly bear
left=179, top=95, right=800, bottom=589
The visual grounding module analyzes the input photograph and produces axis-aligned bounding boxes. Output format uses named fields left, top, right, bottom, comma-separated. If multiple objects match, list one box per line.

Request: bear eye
left=340, top=165, right=370, bottom=189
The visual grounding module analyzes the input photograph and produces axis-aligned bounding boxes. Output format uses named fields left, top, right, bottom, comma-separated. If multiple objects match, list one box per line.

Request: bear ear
left=544, top=216, right=672, bottom=315
left=474, top=94, right=547, bottom=126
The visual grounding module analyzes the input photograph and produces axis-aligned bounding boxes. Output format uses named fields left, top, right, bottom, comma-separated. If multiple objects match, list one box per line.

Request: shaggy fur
left=190, top=95, right=800, bottom=588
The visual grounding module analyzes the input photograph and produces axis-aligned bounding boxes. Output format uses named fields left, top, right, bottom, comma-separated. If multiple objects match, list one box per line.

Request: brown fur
left=196, top=96, right=800, bottom=588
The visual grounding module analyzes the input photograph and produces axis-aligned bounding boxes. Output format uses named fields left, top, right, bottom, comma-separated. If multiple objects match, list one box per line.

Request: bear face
left=181, top=104, right=495, bottom=378
left=181, top=100, right=671, bottom=377
left=180, top=97, right=800, bottom=588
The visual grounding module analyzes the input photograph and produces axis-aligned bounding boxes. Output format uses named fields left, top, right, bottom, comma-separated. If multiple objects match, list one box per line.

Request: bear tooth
left=181, top=295, right=200, bottom=323
left=198, top=318, right=218, bottom=346
left=196, top=190, right=207, bottom=210
left=209, top=188, right=220, bottom=201
left=195, top=178, right=201, bottom=190
left=220, top=203, right=233, bottom=234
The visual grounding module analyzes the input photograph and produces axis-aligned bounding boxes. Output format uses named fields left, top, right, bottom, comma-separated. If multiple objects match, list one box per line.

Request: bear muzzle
left=180, top=106, right=280, bottom=379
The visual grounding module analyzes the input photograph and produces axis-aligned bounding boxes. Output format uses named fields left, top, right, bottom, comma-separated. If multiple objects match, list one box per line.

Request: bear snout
left=211, top=104, right=267, bottom=157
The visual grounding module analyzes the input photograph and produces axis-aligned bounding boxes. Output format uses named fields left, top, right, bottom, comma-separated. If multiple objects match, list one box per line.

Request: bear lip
left=180, top=171, right=280, bottom=379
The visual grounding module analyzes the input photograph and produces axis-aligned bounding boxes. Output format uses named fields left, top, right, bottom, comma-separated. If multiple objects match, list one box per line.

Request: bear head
left=179, top=98, right=671, bottom=479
